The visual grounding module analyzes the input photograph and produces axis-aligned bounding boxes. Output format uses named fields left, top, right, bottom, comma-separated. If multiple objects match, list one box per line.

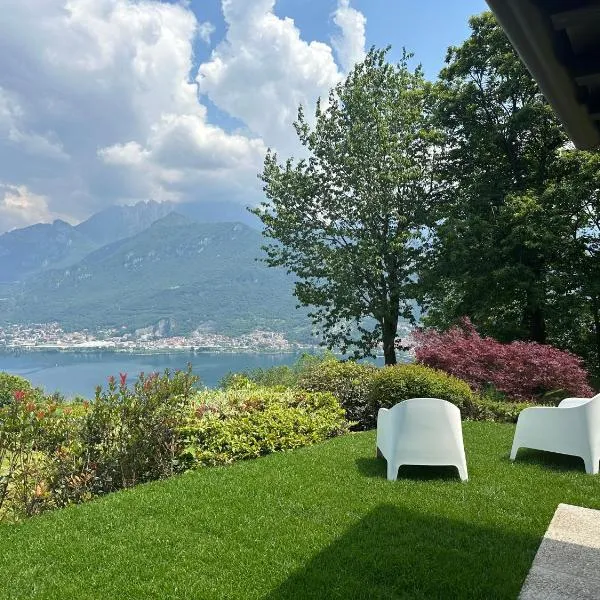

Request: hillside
left=0, top=220, right=98, bottom=284
left=0, top=214, right=312, bottom=341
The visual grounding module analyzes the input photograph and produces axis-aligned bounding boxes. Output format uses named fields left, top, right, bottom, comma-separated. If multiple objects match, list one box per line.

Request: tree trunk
left=382, top=317, right=398, bottom=366
left=592, top=295, right=600, bottom=374
left=522, top=293, right=546, bottom=343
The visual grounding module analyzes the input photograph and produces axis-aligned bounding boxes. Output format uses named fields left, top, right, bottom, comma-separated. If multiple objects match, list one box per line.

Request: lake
left=0, top=350, right=309, bottom=398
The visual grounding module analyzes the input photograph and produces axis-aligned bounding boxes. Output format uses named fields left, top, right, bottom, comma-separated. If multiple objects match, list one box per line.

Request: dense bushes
left=296, top=358, right=377, bottom=426
left=179, top=384, right=348, bottom=466
left=0, top=368, right=349, bottom=522
left=80, top=369, right=198, bottom=493
left=221, top=355, right=541, bottom=429
left=0, top=372, right=34, bottom=407
left=366, top=364, right=475, bottom=427
left=411, top=319, right=594, bottom=402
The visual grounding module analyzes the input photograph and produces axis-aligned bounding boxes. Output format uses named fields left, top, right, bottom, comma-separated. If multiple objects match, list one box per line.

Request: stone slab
left=520, top=503, right=600, bottom=600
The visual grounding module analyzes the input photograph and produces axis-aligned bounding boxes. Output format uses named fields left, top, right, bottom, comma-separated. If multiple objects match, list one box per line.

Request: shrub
left=179, top=387, right=348, bottom=466
left=411, top=319, right=594, bottom=402
left=296, top=357, right=377, bottom=428
left=219, top=352, right=333, bottom=390
left=0, top=387, right=78, bottom=521
left=0, top=367, right=350, bottom=522
left=80, top=367, right=198, bottom=492
left=0, top=372, right=34, bottom=407
left=468, top=396, right=533, bottom=423
left=367, top=364, right=475, bottom=428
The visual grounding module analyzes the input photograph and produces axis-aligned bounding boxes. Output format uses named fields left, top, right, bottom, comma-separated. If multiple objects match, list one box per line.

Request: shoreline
left=0, top=345, right=315, bottom=356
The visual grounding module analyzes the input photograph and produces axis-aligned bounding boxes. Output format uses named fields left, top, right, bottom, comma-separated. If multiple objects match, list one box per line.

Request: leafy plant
left=0, top=372, right=34, bottom=408
left=81, top=367, right=198, bottom=492
left=411, top=319, right=594, bottom=401
left=179, top=388, right=348, bottom=467
left=367, top=363, right=474, bottom=427
left=296, top=357, right=377, bottom=429
left=0, top=388, right=67, bottom=521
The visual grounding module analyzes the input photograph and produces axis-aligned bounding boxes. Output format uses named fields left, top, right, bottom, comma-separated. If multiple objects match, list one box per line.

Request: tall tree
left=420, top=12, right=570, bottom=344
left=543, top=151, right=600, bottom=374
left=252, top=48, right=439, bottom=364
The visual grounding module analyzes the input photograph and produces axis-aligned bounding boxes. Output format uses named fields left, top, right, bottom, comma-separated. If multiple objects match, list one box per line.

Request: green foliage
left=2, top=424, right=600, bottom=599
left=0, top=368, right=349, bottom=522
left=421, top=12, right=600, bottom=379
left=81, top=368, right=199, bottom=492
left=179, top=387, right=348, bottom=467
left=0, top=388, right=78, bottom=521
left=367, top=364, right=474, bottom=427
left=253, top=47, right=439, bottom=364
left=468, top=395, right=534, bottom=424
left=219, top=352, right=335, bottom=390
left=0, top=372, right=33, bottom=407
left=295, top=357, right=377, bottom=429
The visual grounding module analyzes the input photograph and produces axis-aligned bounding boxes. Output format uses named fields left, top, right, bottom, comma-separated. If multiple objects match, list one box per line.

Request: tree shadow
left=511, top=448, right=587, bottom=473
left=356, top=457, right=462, bottom=481
left=264, top=504, right=536, bottom=599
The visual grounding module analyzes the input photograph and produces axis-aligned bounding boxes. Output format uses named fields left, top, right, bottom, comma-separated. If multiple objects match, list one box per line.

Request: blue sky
left=188, top=0, right=487, bottom=75
left=190, top=0, right=488, bottom=130
left=0, top=0, right=488, bottom=232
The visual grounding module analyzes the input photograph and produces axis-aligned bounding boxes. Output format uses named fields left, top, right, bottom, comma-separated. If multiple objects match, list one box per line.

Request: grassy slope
left=1, top=422, right=599, bottom=599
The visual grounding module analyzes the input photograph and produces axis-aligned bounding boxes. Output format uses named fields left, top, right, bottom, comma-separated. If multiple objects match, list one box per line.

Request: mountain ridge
left=0, top=212, right=311, bottom=342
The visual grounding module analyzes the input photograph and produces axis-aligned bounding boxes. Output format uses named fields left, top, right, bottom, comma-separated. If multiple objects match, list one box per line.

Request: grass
left=0, top=422, right=599, bottom=599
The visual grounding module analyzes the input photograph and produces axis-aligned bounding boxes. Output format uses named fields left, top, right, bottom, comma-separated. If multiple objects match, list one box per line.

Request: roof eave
left=486, top=0, right=600, bottom=150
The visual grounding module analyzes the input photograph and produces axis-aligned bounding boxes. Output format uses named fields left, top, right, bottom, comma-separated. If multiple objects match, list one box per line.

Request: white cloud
left=332, top=0, right=367, bottom=73
left=198, top=21, right=216, bottom=44
left=0, top=183, right=71, bottom=231
left=0, top=87, right=69, bottom=161
left=197, top=0, right=366, bottom=153
left=0, top=0, right=367, bottom=233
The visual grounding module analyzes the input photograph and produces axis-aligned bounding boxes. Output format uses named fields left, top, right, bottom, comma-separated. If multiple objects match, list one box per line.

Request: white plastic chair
left=510, top=393, right=600, bottom=474
left=376, top=398, right=468, bottom=481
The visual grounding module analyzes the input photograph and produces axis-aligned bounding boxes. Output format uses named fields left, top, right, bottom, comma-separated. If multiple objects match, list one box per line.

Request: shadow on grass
left=265, top=504, right=536, bottom=600
left=511, top=449, right=587, bottom=474
left=356, top=457, right=462, bottom=481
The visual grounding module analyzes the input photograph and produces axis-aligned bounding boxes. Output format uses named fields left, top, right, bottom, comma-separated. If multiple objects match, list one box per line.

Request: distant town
left=0, top=323, right=312, bottom=354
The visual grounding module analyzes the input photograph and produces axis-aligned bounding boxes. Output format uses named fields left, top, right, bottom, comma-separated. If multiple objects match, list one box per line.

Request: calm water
left=0, top=350, right=305, bottom=398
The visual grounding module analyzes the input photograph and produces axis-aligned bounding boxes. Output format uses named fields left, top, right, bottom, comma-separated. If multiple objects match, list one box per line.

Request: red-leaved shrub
left=409, top=319, right=594, bottom=402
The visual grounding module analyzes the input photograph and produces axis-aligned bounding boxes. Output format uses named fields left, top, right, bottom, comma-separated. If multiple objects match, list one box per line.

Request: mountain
left=0, top=220, right=97, bottom=283
left=75, top=200, right=176, bottom=246
left=0, top=214, right=311, bottom=341
left=176, top=200, right=261, bottom=229
left=0, top=200, right=260, bottom=286
left=74, top=200, right=260, bottom=247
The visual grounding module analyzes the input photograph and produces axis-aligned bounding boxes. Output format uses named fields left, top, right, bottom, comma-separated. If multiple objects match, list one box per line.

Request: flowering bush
left=410, top=319, right=594, bottom=402
left=0, top=367, right=350, bottom=522
left=0, top=372, right=34, bottom=407
left=81, top=367, right=198, bottom=492
left=0, top=388, right=78, bottom=521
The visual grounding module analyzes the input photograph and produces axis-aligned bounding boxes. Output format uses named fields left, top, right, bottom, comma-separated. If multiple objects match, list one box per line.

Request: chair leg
left=509, top=440, right=520, bottom=461
left=386, top=461, right=398, bottom=482
left=584, top=456, right=599, bottom=475
left=457, top=464, right=468, bottom=482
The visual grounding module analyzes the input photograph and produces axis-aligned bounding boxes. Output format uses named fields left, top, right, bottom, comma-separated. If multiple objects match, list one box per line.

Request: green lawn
left=1, top=422, right=598, bottom=599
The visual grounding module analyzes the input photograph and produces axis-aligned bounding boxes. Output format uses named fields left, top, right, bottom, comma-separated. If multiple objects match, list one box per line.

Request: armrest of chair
left=517, top=405, right=583, bottom=438
left=376, top=408, right=394, bottom=457
left=558, top=397, right=592, bottom=409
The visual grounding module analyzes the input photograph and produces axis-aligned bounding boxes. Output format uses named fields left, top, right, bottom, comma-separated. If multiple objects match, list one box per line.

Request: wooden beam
left=551, top=5, right=600, bottom=30
left=572, top=53, right=600, bottom=86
